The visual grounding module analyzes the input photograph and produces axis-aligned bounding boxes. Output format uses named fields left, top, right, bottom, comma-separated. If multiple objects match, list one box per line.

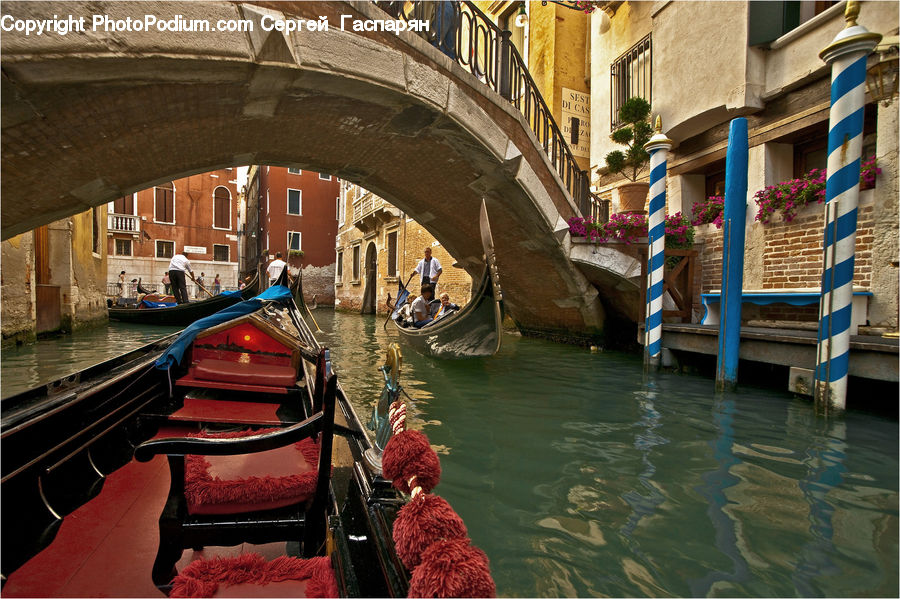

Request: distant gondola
left=390, top=200, right=503, bottom=358
left=107, top=273, right=260, bottom=326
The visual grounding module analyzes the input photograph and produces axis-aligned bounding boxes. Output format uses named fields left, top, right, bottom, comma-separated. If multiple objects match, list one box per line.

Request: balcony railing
left=108, top=213, right=140, bottom=234
left=353, top=192, right=383, bottom=222
left=373, top=1, right=591, bottom=218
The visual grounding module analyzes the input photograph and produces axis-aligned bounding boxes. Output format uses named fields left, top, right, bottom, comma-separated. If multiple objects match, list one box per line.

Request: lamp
left=514, top=4, right=527, bottom=28
left=866, top=36, right=899, bottom=106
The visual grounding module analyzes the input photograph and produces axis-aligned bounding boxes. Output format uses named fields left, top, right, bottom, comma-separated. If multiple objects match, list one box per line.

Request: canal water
left=2, top=313, right=897, bottom=597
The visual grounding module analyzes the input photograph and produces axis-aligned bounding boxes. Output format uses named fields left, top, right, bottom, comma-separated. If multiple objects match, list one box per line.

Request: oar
left=191, top=275, right=214, bottom=298
left=304, top=298, right=323, bottom=334
left=384, top=273, right=415, bottom=330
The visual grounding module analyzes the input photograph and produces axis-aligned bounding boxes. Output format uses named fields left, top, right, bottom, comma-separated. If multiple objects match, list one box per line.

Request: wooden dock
left=654, top=323, right=898, bottom=382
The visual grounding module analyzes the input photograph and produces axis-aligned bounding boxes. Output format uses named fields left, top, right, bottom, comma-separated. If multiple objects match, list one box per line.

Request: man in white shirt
left=168, top=252, right=193, bottom=304
left=267, top=252, right=287, bottom=286
left=411, top=284, right=435, bottom=328
left=411, top=247, right=442, bottom=293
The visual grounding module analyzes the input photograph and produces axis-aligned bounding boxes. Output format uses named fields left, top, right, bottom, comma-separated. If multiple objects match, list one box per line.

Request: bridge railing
left=374, top=1, right=591, bottom=218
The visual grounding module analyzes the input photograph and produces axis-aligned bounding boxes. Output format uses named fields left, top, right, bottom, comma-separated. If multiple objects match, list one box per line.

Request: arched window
left=213, top=187, right=231, bottom=229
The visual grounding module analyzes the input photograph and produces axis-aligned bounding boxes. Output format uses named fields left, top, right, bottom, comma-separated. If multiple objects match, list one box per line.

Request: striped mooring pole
left=715, top=118, right=749, bottom=392
left=814, top=1, right=881, bottom=411
left=642, top=116, right=673, bottom=370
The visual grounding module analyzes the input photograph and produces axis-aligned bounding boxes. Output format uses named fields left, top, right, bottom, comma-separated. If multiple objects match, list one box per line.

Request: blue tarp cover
left=141, top=300, right=177, bottom=308
left=155, top=285, right=294, bottom=370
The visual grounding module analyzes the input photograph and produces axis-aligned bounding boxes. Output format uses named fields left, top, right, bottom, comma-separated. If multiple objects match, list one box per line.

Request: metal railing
left=108, top=213, right=140, bottom=233
left=374, top=0, right=591, bottom=217
left=610, top=34, right=651, bottom=130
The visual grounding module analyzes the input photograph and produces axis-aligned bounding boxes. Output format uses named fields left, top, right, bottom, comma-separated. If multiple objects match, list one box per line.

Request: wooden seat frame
left=134, top=373, right=337, bottom=592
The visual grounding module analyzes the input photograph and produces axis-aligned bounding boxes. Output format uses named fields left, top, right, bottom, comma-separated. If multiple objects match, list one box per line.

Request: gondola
left=107, top=273, right=260, bottom=326
left=1, top=268, right=425, bottom=597
left=390, top=200, right=503, bottom=358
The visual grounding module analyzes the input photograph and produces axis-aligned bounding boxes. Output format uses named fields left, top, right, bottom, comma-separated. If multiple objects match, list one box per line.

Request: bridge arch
left=1, top=0, right=609, bottom=338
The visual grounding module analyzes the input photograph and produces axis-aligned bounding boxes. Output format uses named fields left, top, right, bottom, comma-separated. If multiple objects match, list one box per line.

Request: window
left=287, top=231, right=302, bottom=251
left=336, top=250, right=343, bottom=281
left=115, top=238, right=132, bottom=256
left=288, top=167, right=302, bottom=175
left=92, top=207, right=101, bottom=254
left=352, top=244, right=361, bottom=281
left=213, top=244, right=230, bottom=262
left=319, top=173, right=332, bottom=180
left=213, top=187, right=231, bottom=229
left=749, top=1, right=840, bottom=46
left=156, top=240, right=174, bottom=259
left=287, top=189, right=302, bottom=215
left=155, top=182, right=175, bottom=224
left=113, top=194, right=134, bottom=215
left=386, top=231, right=398, bottom=277
left=338, top=195, right=346, bottom=226
left=610, top=35, right=651, bottom=130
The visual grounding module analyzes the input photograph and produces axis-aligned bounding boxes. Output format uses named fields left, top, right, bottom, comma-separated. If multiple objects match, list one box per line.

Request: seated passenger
left=432, top=293, right=460, bottom=321
left=396, top=294, right=416, bottom=327
left=412, top=284, right=435, bottom=328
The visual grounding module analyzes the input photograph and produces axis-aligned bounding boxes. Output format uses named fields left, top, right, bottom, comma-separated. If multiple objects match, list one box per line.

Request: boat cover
left=140, top=300, right=177, bottom=308
left=155, top=285, right=294, bottom=370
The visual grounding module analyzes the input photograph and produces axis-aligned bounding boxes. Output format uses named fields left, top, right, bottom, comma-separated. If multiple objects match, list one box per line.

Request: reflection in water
left=691, top=396, right=750, bottom=596
left=2, top=313, right=897, bottom=597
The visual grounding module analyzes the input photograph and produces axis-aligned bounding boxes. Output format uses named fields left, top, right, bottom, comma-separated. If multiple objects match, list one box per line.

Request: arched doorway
left=361, top=242, right=377, bottom=314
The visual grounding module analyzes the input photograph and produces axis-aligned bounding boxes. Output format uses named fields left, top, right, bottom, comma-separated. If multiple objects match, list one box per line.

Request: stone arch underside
left=0, top=0, right=617, bottom=339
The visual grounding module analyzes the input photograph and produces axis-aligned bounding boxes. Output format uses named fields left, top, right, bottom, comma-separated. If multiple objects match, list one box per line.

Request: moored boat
left=390, top=200, right=503, bottom=358
left=107, top=273, right=260, bottom=326
left=1, top=267, right=495, bottom=597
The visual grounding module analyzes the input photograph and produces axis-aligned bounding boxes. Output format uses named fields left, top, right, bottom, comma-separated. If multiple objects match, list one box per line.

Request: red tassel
left=394, top=494, right=468, bottom=569
left=382, top=430, right=441, bottom=494
left=407, top=538, right=495, bottom=598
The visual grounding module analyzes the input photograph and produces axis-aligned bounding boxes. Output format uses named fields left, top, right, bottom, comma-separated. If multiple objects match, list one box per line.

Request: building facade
left=588, top=0, right=898, bottom=332
left=2, top=208, right=109, bottom=345
left=107, top=169, right=241, bottom=296
left=334, top=181, right=473, bottom=315
left=244, top=166, right=340, bottom=304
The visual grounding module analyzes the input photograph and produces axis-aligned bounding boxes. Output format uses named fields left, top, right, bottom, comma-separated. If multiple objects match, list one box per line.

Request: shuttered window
left=288, top=189, right=302, bottom=215
left=113, top=194, right=134, bottom=215
left=155, top=183, right=174, bottom=224
left=387, top=231, right=398, bottom=277
left=214, top=187, right=231, bottom=229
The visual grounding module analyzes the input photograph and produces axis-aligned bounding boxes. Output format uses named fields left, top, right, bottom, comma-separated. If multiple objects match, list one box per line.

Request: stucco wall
left=1, top=233, right=36, bottom=344
left=69, top=208, right=108, bottom=329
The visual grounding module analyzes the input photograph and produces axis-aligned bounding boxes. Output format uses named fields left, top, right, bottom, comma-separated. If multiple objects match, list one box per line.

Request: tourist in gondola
left=117, top=270, right=126, bottom=297
left=411, top=283, right=435, bottom=328
left=411, top=246, right=442, bottom=293
left=432, top=292, right=460, bottom=321
left=167, top=251, right=193, bottom=305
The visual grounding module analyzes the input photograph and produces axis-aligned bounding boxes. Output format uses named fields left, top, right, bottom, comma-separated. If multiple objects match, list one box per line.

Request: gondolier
left=168, top=251, right=194, bottom=305
left=411, top=247, right=442, bottom=293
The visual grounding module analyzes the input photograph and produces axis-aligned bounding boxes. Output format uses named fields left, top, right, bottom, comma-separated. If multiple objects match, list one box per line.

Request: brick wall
left=762, top=203, right=874, bottom=289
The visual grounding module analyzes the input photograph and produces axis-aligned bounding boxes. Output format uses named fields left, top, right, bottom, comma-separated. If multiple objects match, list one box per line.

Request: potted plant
left=605, top=97, right=653, bottom=214
left=288, top=249, right=305, bottom=267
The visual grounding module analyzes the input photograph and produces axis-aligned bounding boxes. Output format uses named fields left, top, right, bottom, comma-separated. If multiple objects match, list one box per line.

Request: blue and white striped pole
left=715, top=118, right=749, bottom=392
left=643, top=116, right=673, bottom=370
left=815, top=1, right=881, bottom=411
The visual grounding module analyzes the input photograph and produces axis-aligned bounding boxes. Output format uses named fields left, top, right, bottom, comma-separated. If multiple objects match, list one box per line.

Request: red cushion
left=193, top=359, right=297, bottom=388
left=169, top=554, right=338, bottom=598
left=185, top=429, right=321, bottom=516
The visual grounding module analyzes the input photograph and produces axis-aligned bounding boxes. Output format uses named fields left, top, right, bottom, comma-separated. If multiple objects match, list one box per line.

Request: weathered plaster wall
left=869, top=101, right=899, bottom=330
left=1, top=233, right=36, bottom=345
left=69, top=208, right=108, bottom=330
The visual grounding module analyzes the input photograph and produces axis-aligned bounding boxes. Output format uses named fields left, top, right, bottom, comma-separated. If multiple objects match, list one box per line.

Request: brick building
left=334, top=181, right=472, bottom=315
left=589, top=1, right=898, bottom=333
left=107, top=169, right=241, bottom=296
left=244, top=166, right=340, bottom=304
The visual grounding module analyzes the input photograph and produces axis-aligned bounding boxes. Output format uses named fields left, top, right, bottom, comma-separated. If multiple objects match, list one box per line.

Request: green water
left=2, top=313, right=897, bottom=597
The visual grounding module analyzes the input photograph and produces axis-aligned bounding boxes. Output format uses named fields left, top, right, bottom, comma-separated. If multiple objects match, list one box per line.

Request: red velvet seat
left=185, top=429, right=319, bottom=516
left=169, top=553, right=338, bottom=598
left=193, top=359, right=297, bottom=388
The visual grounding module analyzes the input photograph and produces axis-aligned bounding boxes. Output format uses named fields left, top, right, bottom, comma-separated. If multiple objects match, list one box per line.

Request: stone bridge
left=1, top=0, right=640, bottom=340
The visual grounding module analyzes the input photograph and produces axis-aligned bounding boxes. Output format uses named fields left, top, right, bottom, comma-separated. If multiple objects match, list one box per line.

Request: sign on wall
left=561, top=87, right=591, bottom=159
left=183, top=246, right=206, bottom=254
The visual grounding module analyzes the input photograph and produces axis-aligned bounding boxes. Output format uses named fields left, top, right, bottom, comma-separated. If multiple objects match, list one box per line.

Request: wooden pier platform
left=654, top=324, right=898, bottom=382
